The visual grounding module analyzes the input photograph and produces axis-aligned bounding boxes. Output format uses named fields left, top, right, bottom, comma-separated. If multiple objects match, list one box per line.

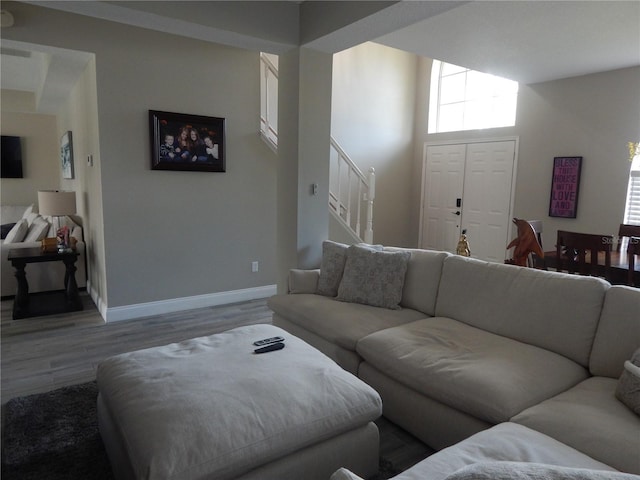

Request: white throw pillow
left=4, top=219, right=29, bottom=243
left=23, top=217, right=50, bottom=242
left=21, top=204, right=39, bottom=225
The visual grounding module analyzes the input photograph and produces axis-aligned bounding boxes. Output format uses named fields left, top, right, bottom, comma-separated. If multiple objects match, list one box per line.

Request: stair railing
left=259, top=53, right=375, bottom=243
left=329, top=137, right=375, bottom=243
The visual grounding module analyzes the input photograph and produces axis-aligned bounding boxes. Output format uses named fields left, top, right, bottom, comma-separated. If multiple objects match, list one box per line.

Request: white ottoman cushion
left=97, top=324, right=382, bottom=480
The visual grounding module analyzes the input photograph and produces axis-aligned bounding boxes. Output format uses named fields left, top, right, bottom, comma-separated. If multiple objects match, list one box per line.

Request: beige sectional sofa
left=1, top=205, right=87, bottom=297
left=267, top=242, right=640, bottom=478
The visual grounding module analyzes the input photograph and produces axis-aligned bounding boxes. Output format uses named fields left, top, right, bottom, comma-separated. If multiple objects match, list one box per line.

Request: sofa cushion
left=384, top=247, right=449, bottom=315
left=590, top=286, right=640, bottom=378
left=3, top=219, right=28, bottom=243
left=288, top=269, right=320, bottom=294
left=317, top=240, right=349, bottom=297
left=387, top=422, right=617, bottom=480
left=267, top=293, right=427, bottom=352
left=616, top=349, right=640, bottom=415
left=436, top=255, right=608, bottom=366
left=1, top=223, right=16, bottom=239
left=23, top=217, right=50, bottom=242
left=337, top=245, right=410, bottom=310
left=512, top=376, right=640, bottom=474
left=357, top=317, right=588, bottom=423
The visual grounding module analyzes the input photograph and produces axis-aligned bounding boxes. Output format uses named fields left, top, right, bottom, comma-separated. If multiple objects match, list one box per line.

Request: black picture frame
left=149, top=110, right=225, bottom=172
left=549, top=156, right=582, bottom=218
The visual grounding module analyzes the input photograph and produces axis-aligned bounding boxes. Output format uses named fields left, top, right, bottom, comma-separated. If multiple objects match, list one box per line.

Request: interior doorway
left=419, top=138, right=518, bottom=262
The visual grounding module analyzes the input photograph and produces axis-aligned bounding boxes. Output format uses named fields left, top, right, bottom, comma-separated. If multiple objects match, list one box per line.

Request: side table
left=8, top=247, right=83, bottom=319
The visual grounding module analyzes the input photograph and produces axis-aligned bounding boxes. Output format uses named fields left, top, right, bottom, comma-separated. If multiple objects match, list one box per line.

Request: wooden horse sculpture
left=506, top=218, right=544, bottom=267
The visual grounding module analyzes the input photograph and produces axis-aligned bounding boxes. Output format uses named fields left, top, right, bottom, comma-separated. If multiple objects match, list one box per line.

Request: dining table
left=541, top=249, right=639, bottom=286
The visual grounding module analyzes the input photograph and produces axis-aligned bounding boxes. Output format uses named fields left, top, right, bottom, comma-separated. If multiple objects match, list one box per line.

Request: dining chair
left=527, top=220, right=546, bottom=269
left=616, top=224, right=640, bottom=252
left=556, top=230, right=613, bottom=279
left=627, top=237, right=640, bottom=287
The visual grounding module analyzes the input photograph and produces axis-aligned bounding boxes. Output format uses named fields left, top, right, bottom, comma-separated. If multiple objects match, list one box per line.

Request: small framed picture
left=549, top=156, right=582, bottom=218
left=149, top=110, right=226, bottom=172
left=61, top=131, right=74, bottom=179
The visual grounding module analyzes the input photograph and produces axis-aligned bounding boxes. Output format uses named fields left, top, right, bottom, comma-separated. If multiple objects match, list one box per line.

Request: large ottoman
left=96, top=324, right=382, bottom=480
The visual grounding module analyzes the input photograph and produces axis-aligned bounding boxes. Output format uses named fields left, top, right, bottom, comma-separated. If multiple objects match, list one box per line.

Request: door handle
left=452, top=211, right=461, bottom=216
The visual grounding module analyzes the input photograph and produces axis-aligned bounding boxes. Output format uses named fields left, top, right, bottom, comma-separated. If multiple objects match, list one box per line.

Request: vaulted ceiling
left=2, top=1, right=639, bottom=113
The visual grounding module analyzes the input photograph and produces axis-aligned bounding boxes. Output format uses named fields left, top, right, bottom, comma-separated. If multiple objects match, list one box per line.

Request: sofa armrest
left=288, top=268, right=320, bottom=294
left=70, top=225, right=84, bottom=242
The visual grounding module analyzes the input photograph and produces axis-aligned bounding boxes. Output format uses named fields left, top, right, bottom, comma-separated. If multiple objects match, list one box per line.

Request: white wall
left=4, top=3, right=278, bottom=312
left=331, top=42, right=418, bottom=246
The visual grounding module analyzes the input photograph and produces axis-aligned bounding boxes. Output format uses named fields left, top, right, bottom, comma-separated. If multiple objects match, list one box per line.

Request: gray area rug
left=2, top=382, right=400, bottom=480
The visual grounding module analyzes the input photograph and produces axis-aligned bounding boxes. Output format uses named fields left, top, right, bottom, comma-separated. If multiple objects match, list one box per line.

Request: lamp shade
left=38, top=190, right=76, bottom=216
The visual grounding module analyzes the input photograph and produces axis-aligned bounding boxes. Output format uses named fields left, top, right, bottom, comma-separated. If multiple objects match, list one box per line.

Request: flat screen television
left=1, top=135, right=24, bottom=178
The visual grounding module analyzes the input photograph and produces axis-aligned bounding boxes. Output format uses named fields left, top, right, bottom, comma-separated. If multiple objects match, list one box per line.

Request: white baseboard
left=94, top=285, right=276, bottom=323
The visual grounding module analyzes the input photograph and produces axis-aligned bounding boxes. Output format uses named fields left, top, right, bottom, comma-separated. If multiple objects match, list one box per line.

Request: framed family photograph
left=149, top=110, right=226, bottom=172
left=549, top=156, right=582, bottom=218
left=61, top=131, right=74, bottom=179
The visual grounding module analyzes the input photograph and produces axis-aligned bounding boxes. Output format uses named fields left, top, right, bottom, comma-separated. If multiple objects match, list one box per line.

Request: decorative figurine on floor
left=456, top=229, right=471, bottom=257
left=506, top=218, right=544, bottom=267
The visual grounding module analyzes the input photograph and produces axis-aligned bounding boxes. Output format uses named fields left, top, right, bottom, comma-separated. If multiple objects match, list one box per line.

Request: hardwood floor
left=1, top=293, right=433, bottom=473
left=1, top=293, right=273, bottom=404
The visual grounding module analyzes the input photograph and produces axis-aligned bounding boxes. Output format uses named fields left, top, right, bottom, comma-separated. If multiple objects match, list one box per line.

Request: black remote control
left=254, top=342, right=285, bottom=354
left=253, top=336, right=285, bottom=346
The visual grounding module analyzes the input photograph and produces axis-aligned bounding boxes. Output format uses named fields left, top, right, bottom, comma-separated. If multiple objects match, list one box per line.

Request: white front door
left=420, top=139, right=517, bottom=262
left=420, top=144, right=466, bottom=254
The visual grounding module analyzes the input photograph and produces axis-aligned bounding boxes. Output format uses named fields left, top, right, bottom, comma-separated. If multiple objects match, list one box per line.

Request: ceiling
left=1, top=1, right=639, bottom=113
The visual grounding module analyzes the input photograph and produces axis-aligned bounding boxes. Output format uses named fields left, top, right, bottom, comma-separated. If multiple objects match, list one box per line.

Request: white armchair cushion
left=4, top=219, right=28, bottom=243
left=23, top=217, right=50, bottom=242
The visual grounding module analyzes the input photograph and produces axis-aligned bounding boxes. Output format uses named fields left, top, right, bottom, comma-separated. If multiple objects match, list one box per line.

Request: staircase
left=329, top=138, right=375, bottom=243
left=260, top=53, right=375, bottom=243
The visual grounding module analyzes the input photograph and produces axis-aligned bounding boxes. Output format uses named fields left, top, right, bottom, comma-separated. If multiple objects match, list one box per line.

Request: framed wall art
left=549, top=156, right=582, bottom=218
left=149, top=110, right=226, bottom=172
left=61, top=131, right=74, bottom=179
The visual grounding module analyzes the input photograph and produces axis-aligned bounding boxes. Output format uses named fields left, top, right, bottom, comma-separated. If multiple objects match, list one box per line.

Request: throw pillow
left=21, top=204, right=39, bottom=225
left=3, top=218, right=29, bottom=243
left=337, top=244, right=410, bottom=310
left=23, top=217, right=50, bottom=242
left=616, top=348, right=640, bottom=415
left=1, top=223, right=16, bottom=239
left=317, top=241, right=349, bottom=297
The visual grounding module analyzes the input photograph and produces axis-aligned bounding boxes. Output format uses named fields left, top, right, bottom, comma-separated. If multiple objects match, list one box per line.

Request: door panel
left=461, top=141, right=515, bottom=262
left=420, top=144, right=466, bottom=253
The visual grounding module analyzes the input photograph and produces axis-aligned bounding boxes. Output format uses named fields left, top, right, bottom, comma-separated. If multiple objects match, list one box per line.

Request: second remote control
left=254, top=342, right=285, bottom=354
left=253, top=336, right=284, bottom=346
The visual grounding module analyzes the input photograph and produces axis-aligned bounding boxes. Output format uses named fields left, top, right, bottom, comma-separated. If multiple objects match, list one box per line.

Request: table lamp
left=38, top=190, right=76, bottom=249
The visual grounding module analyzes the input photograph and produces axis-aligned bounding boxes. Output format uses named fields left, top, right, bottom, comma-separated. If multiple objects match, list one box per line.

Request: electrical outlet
left=251, top=261, right=259, bottom=273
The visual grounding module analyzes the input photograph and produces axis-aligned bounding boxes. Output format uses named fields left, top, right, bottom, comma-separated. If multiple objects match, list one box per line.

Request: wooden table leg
left=63, top=256, right=83, bottom=311
left=12, top=259, right=29, bottom=319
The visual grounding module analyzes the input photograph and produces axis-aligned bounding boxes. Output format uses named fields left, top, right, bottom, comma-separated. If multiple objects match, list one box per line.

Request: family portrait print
left=150, top=110, right=225, bottom=172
